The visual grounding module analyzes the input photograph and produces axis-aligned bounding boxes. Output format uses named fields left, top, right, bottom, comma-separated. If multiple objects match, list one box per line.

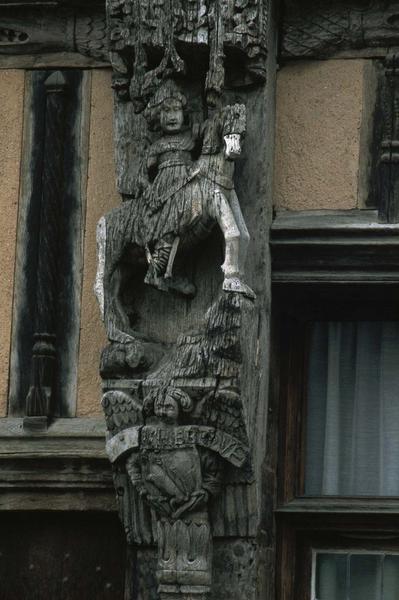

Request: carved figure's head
left=145, top=79, right=187, bottom=132
left=144, top=386, right=193, bottom=424
left=160, top=98, right=185, bottom=134
left=154, top=393, right=179, bottom=424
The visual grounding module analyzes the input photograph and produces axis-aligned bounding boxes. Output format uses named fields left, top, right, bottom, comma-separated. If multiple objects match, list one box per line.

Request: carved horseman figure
left=95, top=79, right=254, bottom=342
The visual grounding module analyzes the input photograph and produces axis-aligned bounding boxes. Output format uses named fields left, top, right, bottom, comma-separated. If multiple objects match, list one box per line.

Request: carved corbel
left=103, top=384, right=249, bottom=599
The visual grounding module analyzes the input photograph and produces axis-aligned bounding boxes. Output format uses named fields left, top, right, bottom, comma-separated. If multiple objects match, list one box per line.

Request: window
left=313, top=551, right=399, bottom=600
left=274, top=283, right=399, bottom=600
left=305, top=320, right=399, bottom=497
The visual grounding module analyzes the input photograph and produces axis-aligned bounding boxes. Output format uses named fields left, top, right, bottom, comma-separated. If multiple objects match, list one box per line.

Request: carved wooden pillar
left=379, top=53, right=399, bottom=223
left=97, top=1, right=278, bottom=598
left=24, top=71, right=68, bottom=431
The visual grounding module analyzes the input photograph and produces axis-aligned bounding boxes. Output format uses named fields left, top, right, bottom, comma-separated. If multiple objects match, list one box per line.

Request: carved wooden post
left=379, top=53, right=399, bottom=223
left=97, top=1, right=277, bottom=598
left=24, top=71, right=68, bottom=431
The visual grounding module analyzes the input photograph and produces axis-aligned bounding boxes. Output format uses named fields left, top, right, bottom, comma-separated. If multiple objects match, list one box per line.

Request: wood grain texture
left=0, top=512, right=126, bottom=599
left=281, top=1, right=399, bottom=59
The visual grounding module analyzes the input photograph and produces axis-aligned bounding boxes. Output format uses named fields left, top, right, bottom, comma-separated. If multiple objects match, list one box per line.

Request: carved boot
left=223, top=275, right=256, bottom=299
left=145, top=238, right=196, bottom=297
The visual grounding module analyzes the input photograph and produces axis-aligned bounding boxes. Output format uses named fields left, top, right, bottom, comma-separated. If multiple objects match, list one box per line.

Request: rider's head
left=145, top=79, right=187, bottom=132
left=160, top=98, right=184, bottom=134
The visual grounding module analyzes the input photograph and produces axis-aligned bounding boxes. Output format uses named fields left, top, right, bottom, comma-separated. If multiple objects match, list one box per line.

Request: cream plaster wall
left=274, top=59, right=377, bottom=211
left=77, top=70, right=120, bottom=417
left=0, top=71, right=24, bottom=417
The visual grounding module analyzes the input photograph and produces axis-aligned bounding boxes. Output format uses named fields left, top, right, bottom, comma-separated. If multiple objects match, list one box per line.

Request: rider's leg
left=144, top=234, right=174, bottom=288
left=212, top=189, right=241, bottom=278
left=211, top=189, right=255, bottom=299
left=144, top=234, right=196, bottom=297
left=151, top=234, right=175, bottom=276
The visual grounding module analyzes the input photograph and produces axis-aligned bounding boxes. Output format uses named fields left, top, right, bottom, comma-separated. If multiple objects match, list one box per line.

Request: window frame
left=273, top=280, right=399, bottom=600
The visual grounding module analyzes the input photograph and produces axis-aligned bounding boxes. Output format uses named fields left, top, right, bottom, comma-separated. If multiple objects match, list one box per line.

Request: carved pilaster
left=24, top=72, right=68, bottom=430
left=379, top=53, right=399, bottom=223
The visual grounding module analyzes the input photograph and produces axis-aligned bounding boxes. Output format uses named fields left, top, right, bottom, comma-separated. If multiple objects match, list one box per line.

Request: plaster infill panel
left=0, top=71, right=24, bottom=416
left=77, top=69, right=119, bottom=417
left=274, top=59, right=375, bottom=211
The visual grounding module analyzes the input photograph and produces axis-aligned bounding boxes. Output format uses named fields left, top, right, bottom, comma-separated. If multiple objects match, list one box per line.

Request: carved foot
left=223, top=276, right=256, bottom=299
left=165, top=276, right=197, bottom=298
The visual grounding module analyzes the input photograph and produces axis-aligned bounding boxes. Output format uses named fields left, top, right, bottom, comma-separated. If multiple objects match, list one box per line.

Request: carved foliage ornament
left=107, top=0, right=268, bottom=108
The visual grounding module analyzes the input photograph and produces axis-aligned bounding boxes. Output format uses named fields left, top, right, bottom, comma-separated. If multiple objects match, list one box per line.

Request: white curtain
left=305, top=321, right=399, bottom=496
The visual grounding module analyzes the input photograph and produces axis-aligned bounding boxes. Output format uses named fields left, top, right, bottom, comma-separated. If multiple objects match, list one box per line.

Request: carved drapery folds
left=97, top=1, right=267, bottom=597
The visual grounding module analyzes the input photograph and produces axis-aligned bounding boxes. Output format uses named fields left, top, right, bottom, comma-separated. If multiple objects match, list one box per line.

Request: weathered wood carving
left=107, top=0, right=268, bottom=107
left=282, top=1, right=399, bottom=59
left=96, top=1, right=271, bottom=598
left=379, top=53, right=399, bottom=223
left=0, top=7, right=107, bottom=60
left=24, top=72, right=68, bottom=431
left=95, top=0, right=278, bottom=600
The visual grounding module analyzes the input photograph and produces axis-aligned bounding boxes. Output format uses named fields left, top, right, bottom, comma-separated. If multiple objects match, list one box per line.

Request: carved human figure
left=138, top=80, right=201, bottom=296
left=126, top=387, right=221, bottom=599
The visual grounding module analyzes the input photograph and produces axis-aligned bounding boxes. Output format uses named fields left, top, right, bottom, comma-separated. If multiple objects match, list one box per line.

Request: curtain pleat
left=305, top=322, right=399, bottom=497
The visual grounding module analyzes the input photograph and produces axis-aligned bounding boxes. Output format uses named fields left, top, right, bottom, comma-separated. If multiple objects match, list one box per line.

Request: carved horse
left=95, top=104, right=253, bottom=340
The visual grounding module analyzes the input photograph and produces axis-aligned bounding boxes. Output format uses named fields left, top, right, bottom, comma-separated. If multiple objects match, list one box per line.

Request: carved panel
left=282, top=1, right=399, bottom=58
left=0, top=7, right=107, bottom=61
